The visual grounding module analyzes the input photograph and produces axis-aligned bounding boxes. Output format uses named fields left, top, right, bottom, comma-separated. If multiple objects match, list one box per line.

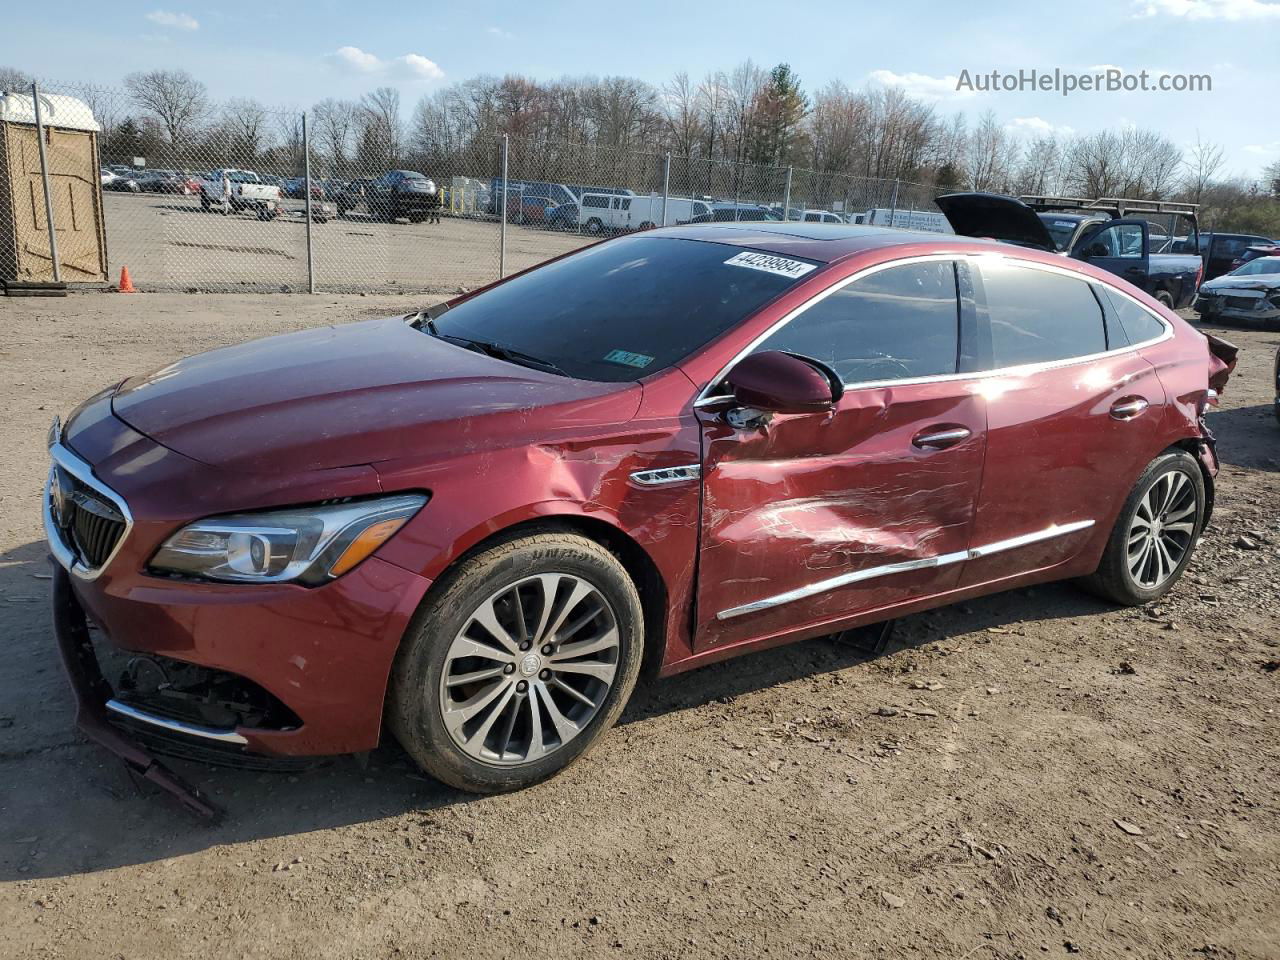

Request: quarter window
left=979, top=261, right=1106, bottom=367
left=754, top=261, right=960, bottom=384
left=1102, top=288, right=1167, bottom=344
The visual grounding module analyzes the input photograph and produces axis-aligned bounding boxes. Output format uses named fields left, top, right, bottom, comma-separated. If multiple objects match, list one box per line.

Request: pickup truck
left=199, top=169, right=283, bottom=218
left=936, top=193, right=1204, bottom=310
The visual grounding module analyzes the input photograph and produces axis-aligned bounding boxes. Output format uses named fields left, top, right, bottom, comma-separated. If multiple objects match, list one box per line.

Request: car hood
left=935, top=192, right=1056, bottom=251
left=1201, top=274, right=1280, bottom=292
left=112, top=316, right=642, bottom=473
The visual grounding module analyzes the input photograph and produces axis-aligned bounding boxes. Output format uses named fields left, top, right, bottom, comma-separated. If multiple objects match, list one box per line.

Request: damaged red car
left=46, top=223, right=1235, bottom=799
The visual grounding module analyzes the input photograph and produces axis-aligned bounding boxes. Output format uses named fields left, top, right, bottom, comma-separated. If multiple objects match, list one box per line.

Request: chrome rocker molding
left=43, top=440, right=134, bottom=581
left=717, top=519, right=1095, bottom=620
left=631, top=464, right=702, bottom=485
left=105, top=699, right=250, bottom=745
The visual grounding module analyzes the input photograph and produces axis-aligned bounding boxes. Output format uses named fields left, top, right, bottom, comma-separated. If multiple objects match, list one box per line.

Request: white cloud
left=1007, top=116, right=1076, bottom=137
left=145, top=10, right=199, bottom=30
left=327, top=46, right=445, bottom=82
left=1133, top=0, right=1280, bottom=19
left=868, top=69, right=976, bottom=101
left=393, top=54, right=445, bottom=81
left=486, top=26, right=514, bottom=39
left=330, top=46, right=382, bottom=73
left=1243, top=142, right=1280, bottom=154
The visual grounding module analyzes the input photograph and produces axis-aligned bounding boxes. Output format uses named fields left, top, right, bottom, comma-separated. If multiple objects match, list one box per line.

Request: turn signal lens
left=327, top=517, right=410, bottom=577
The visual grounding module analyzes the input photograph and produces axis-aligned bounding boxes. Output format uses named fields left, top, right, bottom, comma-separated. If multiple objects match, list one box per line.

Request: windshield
left=429, top=236, right=819, bottom=382
left=1231, top=257, right=1280, bottom=276
left=1038, top=215, right=1079, bottom=252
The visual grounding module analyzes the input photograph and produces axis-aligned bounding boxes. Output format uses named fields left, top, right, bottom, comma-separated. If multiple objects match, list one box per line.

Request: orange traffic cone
left=118, top=266, right=136, bottom=293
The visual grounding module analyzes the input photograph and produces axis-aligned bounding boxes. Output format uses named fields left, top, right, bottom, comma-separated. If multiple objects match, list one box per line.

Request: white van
left=799, top=209, right=845, bottom=224
left=578, top=193, right=711, bottom=234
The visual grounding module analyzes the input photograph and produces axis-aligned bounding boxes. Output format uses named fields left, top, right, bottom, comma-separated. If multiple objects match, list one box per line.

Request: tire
left=1154, top=290, right=1175, bottom=310
left=585, top=218, right=604, bottom=235
left=638, top=221, right=656, bottom=230
left=389, top=530, right=644, bottom=793
left=1081, top=450, right=1205, bottom=605
left=200, top=192, right=210, bottom=212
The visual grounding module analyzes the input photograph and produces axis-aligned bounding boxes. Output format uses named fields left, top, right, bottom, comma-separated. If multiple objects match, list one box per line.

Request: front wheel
left=389, top=531, right=644, bottom=793
left=1081, top=450, right=1205, bottom=605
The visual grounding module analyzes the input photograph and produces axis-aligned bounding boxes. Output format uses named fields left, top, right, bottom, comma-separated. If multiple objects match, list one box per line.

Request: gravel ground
left=0, top=294, right=1277, bottom=960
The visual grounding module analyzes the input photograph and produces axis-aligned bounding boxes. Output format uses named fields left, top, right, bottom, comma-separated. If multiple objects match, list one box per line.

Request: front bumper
left=45, top=405, right=435, bottom=764
left=1194, top=292, right=1280, bottom=321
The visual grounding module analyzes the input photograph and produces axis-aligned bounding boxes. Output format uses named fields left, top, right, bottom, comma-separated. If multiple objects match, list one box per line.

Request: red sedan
left=45, top=223, right=1235, bottom=802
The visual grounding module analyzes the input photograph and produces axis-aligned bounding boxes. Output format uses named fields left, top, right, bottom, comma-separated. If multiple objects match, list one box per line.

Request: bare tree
left=313, top=98, right=357, bottom=174
left=0, top=65, right=32, bottom=93
left=662, top=72, right=703, bottom=159
left=124, top=69, right=210, bottom=160
left=220, top=97, right=269, bottom=161
left=357, top=86, right=403, bottom=170
left=964, top=111, right=1017, bottom=192
left=1183, top=133, right=1224, bottom=204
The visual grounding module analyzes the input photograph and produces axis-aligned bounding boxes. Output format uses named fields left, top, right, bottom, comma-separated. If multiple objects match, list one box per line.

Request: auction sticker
left=603, top=349, right=655, bottom=369
left=724, top=251, right=817, bottom=279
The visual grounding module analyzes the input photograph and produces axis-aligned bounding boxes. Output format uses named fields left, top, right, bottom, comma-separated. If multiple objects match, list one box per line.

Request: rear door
left=694, top=259, right=988, bottom=650
left=958, top=258, right=1166, bottom=588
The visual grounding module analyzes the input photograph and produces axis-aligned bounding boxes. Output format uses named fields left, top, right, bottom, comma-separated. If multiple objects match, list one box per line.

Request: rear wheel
left=1082, top=450, right=1204, bottom=605
left=389, top=531, right=644, bottom=793
left=585, top=218, right=604, bottom=235
left=1154, top=290, right=1175, bottom=310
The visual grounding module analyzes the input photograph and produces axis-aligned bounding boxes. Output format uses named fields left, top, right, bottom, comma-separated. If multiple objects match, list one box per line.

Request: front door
left=693, top=259, right=988, bottom=652
left=1073, top=219, right=1149, bottom=292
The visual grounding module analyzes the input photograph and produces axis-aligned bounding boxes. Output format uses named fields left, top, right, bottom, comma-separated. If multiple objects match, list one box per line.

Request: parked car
left=199, top=168, right=283, bottom=217
left=367, top=170, right=438, bottom=221
left=1198, top=231, right=1277, bottom=281
left=488, top=179, right=631, bottom=217
left=1193, top=256, right=1280, bottom=326
left=690, top=203, right=781, bottom=223
left=545, top=201, right=579, bottom=230
left=336, top=178, right=373, bottom=216
left=799, top=209, right=846, bottom=223
left=102, top=172, right=141, bottom=193
left=1228, top=243, right=1280, bottom=273
left=937, top=193, right=1204, bottom=310
left=577, top=194, right=712, bottom=233
left=138, top=169, right=195, bottom=195
left=44, top=222, right=1236, bottom=804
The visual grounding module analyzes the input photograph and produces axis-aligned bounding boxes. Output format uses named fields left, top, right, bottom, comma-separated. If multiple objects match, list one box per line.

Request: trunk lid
left=935, top=192, right=1057, bottom=251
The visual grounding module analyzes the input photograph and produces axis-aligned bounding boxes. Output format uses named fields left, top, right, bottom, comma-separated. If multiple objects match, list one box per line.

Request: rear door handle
left=912, top=426, right=971, bottom=450
left=1110, top=397, right=1149, bottom=420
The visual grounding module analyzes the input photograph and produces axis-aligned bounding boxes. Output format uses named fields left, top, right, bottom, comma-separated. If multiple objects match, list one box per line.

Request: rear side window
left=755, top=261, right=959, bottom=384
left=1102, top=288, right=1167, bottom=344
left=978, top=261, right=1106, bottom=367
left=583, top=195, right=609, bottom=209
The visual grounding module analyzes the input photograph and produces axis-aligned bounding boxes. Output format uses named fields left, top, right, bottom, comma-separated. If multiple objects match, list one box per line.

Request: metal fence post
left=660, top=152, right=671, bottom=227
left=302, top=111, right=315, bottom=294
left=499, top=135, right=509, bottom=279
left=30, top=82, right=62, bottom=284
left=889, top=178, right=900, bottom=228
left=782, top=166, right=793, bottom=222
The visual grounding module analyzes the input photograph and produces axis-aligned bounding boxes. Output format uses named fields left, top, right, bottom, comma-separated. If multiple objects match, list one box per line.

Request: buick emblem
left=519, top=653, right=541, bottom=677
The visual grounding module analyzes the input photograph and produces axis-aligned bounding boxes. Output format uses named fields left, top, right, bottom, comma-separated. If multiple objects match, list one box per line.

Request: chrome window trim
left=43, top=441, right=134, bottom=581
left=716, top=519, right=1095, bottom=620
left=692, top=251, right=1174, bottom=408
left=105, top=699, right=249, bottom=745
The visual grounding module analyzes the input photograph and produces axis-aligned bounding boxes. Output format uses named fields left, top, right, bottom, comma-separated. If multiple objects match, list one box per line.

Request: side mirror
left=724, top=351, right=841, bottom=415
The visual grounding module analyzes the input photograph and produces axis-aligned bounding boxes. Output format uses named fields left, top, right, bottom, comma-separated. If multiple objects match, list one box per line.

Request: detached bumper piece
left=52, top=565, right=222, bottom=820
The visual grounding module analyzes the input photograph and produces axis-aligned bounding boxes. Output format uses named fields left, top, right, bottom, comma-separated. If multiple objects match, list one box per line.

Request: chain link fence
left=1, top=77, right=949, bottom=295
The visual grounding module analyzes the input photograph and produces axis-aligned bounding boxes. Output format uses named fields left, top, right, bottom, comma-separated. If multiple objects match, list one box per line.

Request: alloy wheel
left=1127, top=470, right=1197, bottom=589
left=439, top=573, right=620, bottom=766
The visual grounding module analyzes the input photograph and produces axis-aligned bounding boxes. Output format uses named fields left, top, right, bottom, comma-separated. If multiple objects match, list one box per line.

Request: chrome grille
left=45, top=441, right=132, bottom=578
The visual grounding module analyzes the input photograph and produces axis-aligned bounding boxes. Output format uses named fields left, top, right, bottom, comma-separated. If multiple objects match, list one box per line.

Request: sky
left=2, top=0, right=1277, bottom=179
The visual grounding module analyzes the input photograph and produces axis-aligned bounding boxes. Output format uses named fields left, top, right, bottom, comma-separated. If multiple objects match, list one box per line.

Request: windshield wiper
left=457, top=338, right=570, bottom=377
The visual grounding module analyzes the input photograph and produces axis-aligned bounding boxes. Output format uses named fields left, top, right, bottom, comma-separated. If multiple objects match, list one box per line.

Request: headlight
left=150, top=494, right=426, bottom=585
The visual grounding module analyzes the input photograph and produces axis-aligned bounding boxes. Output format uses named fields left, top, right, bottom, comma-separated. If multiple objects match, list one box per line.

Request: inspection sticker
left=724, top=251, right=817, bottom=279
left=603, top=349, right=655, bottom=369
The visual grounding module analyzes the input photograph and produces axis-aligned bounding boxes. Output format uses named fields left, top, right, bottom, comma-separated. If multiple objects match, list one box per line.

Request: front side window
left=979, top=261, right=1106, bottom=367
left=431, top=237, right=818, bottom=383
left=753, top=261, right=960, bottom=385
left=1082, top=223, right=1143, bottom=259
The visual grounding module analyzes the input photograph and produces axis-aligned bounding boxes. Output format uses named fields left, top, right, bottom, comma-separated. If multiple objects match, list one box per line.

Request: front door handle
left=912, top=426, right=971, bottom=451
left=1110, top=397, right=1149, bottom=420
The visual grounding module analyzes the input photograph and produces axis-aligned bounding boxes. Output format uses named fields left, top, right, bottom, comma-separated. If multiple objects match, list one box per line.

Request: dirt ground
left=100, top=192, right=593, bottom=294
left=0, top=293, right=1277, bottom=960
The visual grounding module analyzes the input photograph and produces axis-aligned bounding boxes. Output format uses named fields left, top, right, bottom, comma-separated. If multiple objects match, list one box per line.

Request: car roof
left=644, top=222, right=1003, bottom=263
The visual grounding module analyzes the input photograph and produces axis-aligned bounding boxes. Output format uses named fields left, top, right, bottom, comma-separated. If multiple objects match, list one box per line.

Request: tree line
left=3, top=62, right=1277, bottom=232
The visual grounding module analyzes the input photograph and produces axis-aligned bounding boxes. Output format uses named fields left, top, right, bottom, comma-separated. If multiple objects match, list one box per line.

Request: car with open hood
left=45, top=222, right=1235, bottom=808
left=936, top=192, right=1204, bottom=311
